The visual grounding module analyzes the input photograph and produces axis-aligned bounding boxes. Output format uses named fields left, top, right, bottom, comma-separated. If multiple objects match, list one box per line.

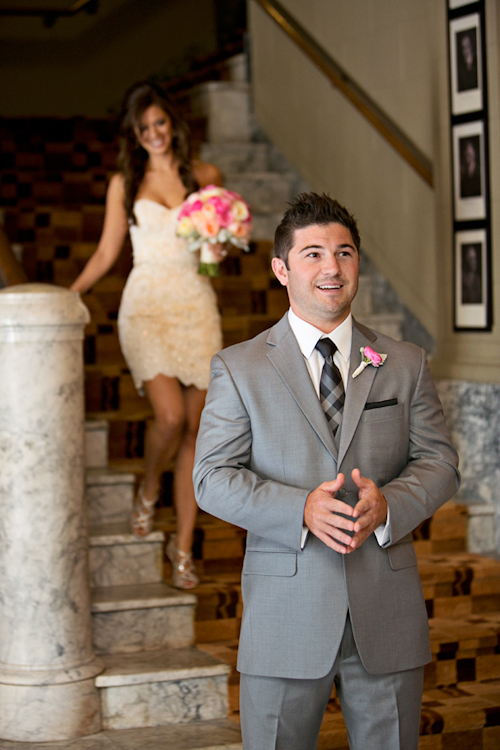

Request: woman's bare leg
left=142, top=374, right=185, bottom=503
left=174, top=386, right=207, bottom=554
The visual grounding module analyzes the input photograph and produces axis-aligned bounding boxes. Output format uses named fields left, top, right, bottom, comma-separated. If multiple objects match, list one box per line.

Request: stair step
left=220, top=312, right=285, bottom=348
left=201, top=141, right=270, bottom=173
left=420, top=553, right=500, bottom=597
left=194, top=578, right=243, bottom=644
left=86, top=467, right=136, bottom=525
left=102, top=719, right=241, bottom=750
left=92, top=582, right=195, bottom=613
left=413, top=501, right=468, bottom=554
left=428, top=614, right=500, bottom=689
left=419, top=680, right=500, bottom=749
left=88, top=522, right=164, bottom=588
left=420, top=553, right=500, bottom=618
left=85, top=368, right=147, bottom=414
left=355, top=312, right=404, bottom=340
left=96, top=647, right=230, bottom=730
left=245, top=211, right=282, bottom=240
left=0, top=719, right=242, bottom=750
left=157, top=508, right=246, bottom=561
left=91, top=582, right=196, bottom=654
left=85, top=411, right=152, bottom=462
left=85, top=419, right=109, bottom=469
left=108, top=457, right=146, bottom=474
left=86, top=408, right=153, bottom=421
left=189, top=80, right=252, bottom=144
left=316, top=680, right=500, bottom=748
left=349, top=276, right=372, bottom=317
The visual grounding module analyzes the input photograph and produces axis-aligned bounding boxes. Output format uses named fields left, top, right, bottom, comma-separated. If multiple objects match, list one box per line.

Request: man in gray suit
left=193, top=193, right=460, bottom=750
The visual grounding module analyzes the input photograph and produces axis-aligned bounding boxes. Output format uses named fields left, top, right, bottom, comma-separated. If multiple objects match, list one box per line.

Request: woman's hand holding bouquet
left=176, top=185, right=252, bottom=276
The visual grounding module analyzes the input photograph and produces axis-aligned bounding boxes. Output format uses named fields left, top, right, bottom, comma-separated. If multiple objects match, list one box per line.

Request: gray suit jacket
left=194, top=315, right=460, bottom=679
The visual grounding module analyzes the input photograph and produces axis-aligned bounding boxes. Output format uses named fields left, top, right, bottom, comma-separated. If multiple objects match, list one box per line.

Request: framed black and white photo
left=454, top=227, right=491, bottom=329
left=452, top=119, right=486, bottom=220
left=447, top=0, right=492, bottom=331
left=449, top=13, right=483, bottom=114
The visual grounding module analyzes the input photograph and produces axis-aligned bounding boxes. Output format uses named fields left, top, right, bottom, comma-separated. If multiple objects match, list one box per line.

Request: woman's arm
left=70, top=173, right=129, bottom=293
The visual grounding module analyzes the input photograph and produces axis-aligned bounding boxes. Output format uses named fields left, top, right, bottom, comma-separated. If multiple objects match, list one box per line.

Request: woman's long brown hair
left=117, top=81, right=198, bottom=224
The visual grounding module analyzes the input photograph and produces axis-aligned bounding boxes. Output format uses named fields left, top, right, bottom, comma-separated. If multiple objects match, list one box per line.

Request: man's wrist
left=380, top=492, right=388, bottom=524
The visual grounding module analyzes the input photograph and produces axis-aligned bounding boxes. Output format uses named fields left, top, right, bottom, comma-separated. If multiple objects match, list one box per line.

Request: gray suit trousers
left=240, top=614, right=424, bottom=750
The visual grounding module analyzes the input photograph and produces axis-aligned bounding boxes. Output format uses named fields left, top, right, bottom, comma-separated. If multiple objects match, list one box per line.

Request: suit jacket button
left=338, top=488, right=347, bottom=498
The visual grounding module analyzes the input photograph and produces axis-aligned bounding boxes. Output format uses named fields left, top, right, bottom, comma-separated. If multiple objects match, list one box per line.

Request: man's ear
left=271, top=256, right=288, bottom=287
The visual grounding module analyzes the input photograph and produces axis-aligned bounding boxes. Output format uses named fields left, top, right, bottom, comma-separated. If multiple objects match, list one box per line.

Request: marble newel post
left=0, top=284, right=103, bottom=742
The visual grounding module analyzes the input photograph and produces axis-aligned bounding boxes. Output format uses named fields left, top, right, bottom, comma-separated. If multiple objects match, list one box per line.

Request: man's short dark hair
left=274, top=192, right=361, bottom=267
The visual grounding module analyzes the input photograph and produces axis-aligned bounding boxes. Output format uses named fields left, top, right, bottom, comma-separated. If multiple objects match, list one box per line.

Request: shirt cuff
left=300, top=525, right=309, bottom=549
left=374, top=506, right=391, bottom=547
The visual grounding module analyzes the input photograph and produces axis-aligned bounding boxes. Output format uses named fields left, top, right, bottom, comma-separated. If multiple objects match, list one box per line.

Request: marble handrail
left=252, top=0, right=434, bottom=187
left=0, top=284, right=103, bottom=742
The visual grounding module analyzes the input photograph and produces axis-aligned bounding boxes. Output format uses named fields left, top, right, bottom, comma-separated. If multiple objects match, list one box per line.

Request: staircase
left=82, top=419, right=241, bottom=746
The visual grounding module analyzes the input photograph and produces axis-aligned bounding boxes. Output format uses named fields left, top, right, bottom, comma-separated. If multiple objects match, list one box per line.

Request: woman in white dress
left=71, top=82, right=224, bottom=589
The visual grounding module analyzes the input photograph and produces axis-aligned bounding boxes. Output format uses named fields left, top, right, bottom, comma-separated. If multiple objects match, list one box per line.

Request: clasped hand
left=303, top=469, right=387, bottom=554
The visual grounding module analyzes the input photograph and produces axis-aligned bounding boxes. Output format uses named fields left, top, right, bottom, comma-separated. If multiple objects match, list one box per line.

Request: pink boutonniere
left=352, top=346, right=387, bottom=379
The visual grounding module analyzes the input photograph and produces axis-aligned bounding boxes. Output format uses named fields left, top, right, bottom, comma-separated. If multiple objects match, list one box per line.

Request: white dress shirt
left=287, top=309, right=390, bottom=548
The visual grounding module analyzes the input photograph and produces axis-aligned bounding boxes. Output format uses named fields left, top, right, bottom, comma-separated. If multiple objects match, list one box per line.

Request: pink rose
left=352, top=346, right=387, bottom=378
left=228, top=222, right=248, bottom=239
left=208, top=196, right=231, bottom=225
left=201, top=202, right=217, bottom=220
left=364, top=346, right=383, bottom=366
left=190, top=200, right=203, bottom=213
left=193, top=213, right=220, bottom=238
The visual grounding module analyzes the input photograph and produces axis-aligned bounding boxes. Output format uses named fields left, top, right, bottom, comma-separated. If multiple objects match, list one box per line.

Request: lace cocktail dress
left=118, top=199, right=223, bottom=393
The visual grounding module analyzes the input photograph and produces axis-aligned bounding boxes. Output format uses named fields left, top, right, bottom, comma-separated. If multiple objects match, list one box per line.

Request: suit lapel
left=266, top=316, right=338, bottom=461
left=337, top=320, right=378, bottom=468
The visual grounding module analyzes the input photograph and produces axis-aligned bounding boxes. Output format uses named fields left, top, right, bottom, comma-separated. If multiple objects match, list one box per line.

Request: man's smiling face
left=271, top=222, right=360, bottom=333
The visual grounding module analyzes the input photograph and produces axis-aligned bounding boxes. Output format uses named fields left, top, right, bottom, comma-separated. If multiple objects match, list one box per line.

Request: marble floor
left=0, top=719, right=242, bottom=750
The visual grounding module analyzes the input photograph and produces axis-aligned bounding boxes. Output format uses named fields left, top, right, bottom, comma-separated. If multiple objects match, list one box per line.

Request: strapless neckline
left=134, top=198, right=183, bottom=213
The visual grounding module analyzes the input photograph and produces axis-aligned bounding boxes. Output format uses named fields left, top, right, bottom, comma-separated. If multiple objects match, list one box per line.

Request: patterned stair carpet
left=158, top=503, right=500, bottom=748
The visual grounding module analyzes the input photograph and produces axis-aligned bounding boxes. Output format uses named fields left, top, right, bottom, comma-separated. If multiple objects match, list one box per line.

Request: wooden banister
left=0, top=228, right=27, bottom=288
left=251, top=0, right=433, bottom=187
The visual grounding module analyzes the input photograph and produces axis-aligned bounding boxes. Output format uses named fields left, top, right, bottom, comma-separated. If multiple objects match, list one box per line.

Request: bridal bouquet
left=176, top=185, right=252, bottom=276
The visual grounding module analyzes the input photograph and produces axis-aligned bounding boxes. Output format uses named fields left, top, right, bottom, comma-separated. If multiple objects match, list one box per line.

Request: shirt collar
left=288, top=309, right=353, bottom=363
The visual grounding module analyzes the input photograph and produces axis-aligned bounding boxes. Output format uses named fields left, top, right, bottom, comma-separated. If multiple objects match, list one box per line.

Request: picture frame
left=447, top=0, right=491, bottom=331
left=452, top=119, right=486, bottom=221
left=449, top=12, right=483, bottom=115
left=454, top=227, right=491, bottom=329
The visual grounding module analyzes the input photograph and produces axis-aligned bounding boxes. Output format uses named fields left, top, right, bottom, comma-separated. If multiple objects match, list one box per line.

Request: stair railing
left=251, top=0, right=433, bottom=187
left=0, top=226, right=27, bottom=288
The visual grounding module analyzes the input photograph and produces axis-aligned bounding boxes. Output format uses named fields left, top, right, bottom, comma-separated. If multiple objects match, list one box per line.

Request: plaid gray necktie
left=315, top=338, right=345, bottom=436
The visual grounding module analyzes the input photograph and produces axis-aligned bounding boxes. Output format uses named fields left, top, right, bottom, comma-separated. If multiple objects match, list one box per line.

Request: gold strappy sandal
left=166, top=534, right=199, bottom=590
left=131, top=482, right=158, bottom=538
